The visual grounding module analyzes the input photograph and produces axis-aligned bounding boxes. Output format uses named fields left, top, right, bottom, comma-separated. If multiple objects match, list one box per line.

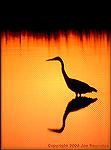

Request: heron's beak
left=46, top=58, right=55, bottom=61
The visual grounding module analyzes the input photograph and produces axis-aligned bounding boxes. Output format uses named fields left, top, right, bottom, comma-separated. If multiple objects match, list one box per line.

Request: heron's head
left=46, top=56, right=62, bottom=62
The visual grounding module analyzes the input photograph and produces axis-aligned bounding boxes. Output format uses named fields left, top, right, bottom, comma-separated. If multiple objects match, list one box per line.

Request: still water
left=1, top=31, right=110, bottom=149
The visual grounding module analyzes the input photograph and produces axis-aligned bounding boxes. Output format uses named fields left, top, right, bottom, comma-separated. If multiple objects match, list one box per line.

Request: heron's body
left=46, top=56, right=97, bottom=97
left=65, top=78, right=96, bottom=95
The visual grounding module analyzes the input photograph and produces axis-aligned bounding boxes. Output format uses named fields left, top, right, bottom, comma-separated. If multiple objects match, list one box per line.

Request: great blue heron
left=46, top=56, right=97, bottom=97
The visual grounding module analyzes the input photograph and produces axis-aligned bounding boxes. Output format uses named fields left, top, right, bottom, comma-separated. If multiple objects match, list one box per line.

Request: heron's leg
left=76, top=93, right=78, bottom=98
left=79, top=94, right=81, bottom=97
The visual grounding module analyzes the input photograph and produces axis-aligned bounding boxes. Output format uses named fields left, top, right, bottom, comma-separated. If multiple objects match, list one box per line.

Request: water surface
left=1, top=31, right=110, bottom=149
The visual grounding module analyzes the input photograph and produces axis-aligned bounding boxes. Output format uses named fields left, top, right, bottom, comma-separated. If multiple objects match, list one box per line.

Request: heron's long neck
left=59, top=60, right=69, bottom=83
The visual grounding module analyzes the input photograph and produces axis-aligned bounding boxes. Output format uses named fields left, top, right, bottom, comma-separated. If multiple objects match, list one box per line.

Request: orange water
left=1, top=31, right=110, bottom=149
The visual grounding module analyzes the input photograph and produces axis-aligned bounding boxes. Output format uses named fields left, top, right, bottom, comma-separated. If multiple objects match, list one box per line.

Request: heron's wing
left=71, top=78, right=89, bottom=87
left=69, top=78, right=92, bottom=93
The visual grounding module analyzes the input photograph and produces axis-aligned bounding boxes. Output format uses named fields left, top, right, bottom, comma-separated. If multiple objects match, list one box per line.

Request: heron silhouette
left=48, top=96, right=97, bottom=133
left=46, top=56, right=97, bottom=97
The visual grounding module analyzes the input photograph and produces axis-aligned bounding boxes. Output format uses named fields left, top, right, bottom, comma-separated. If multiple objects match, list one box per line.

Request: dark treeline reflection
left=48, top=97, right=97, bottom=133
left=1, top=30, right=111, bottom=44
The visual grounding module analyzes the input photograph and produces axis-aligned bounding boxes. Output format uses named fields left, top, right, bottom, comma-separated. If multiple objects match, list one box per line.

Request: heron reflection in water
left=48, top=97, right=97, bottom=133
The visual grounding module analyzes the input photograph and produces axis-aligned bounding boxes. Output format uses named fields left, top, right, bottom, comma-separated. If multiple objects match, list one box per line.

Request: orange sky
left=1, top=31, right=110, bottom=149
